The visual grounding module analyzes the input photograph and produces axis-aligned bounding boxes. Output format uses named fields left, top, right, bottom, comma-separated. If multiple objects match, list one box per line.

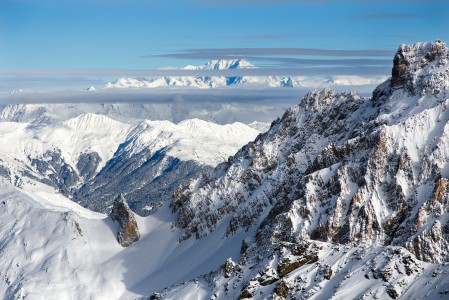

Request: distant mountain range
left=105, top=59, right=302, bottom=89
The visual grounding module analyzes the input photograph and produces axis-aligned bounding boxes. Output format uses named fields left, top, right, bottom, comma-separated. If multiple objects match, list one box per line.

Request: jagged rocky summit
left=110, top=194, right=140, bottom=247
left=163, top=40, right=449, bottom=298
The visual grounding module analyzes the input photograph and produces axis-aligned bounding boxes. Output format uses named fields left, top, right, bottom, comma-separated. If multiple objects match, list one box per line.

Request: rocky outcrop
left=29, top=149, right=81, bottom=194
left=388, top=39, right=448, bottom=95
left=76, top=152, right=102, bottom=181
left=172, top=40, right=449, bottom=265
left=110, top=194, right=140, bottom=247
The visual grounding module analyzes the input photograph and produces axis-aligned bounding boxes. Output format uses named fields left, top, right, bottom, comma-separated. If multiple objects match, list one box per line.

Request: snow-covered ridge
left=0, top=112, right=260, bottom=168
left=0, top=110, right=261, bottom=215
left=104, top=58, right=389, bottom=90
left=121, top=118, right=261, bottom=166
left=0, top=113, right=130, bottom=173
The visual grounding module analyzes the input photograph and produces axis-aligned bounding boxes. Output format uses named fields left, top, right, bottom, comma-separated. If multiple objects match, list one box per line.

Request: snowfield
left=0, top=178, right=247, bottom=299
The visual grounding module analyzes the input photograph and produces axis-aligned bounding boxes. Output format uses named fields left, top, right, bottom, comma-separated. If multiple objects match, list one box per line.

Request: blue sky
left=1, top=0, right=448, bottom=78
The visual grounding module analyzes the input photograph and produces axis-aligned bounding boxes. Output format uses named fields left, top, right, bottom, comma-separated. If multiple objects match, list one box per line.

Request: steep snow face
left=172, top=40, right=449, bottom=264
left=113, top=118, right=261, bottom=167
left=0, top=178, right=121, bottom=300
left=105, top=59, right=302, bottom=89
left=0, top=113, right=130, bottom=187
left=0, top=111, right=260, bottom=215
left=0, top=178, right=249, bottom=300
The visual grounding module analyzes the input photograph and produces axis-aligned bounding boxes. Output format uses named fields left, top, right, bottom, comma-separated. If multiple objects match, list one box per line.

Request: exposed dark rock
left=386, top=285, right=399, bottom=299
left=110, top=194, right=140, bottom=247
left=274, top=280, right=290, bottom=298
left=238, top=288, right=252, bottom=299
left=29, top=150, right=80, bottom=194
left=223, top=258, right=235, bottom=278
left=76, top=152, right=102, bottom=181
left=277, top=253, right=319, bottom=277
left=323, top=266, right=333, bottom=280
left=75, top=148, right=209, bottom=216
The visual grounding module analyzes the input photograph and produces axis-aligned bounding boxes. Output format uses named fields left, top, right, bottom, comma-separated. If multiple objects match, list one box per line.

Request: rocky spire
left=110, top=194, right=140, bottom=247
left=391, top=39, right=448, bottom=92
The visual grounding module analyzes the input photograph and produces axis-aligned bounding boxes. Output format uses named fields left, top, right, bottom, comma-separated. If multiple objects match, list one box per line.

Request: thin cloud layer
left=162, top=47, right=395, bottom=57
left=150, top=47, right=394, bottom=75
left=0, top=85, right=380, bottom=124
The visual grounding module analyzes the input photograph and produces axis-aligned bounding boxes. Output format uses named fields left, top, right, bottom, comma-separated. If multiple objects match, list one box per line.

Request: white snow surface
left=0, top=113, right=131, bottom=173
left=0, top=113, right=260, bottom=182
left=121, top=118, right=261, bottom=166
left=0, top=178, right=246, bottom=299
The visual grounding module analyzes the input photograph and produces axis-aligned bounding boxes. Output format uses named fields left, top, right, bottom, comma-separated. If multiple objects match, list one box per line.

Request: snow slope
left=0, top=111, right=261, bottom=215
left=0, top=178, right=249, bottom=300
left=120, top=118, right=260, bottom=166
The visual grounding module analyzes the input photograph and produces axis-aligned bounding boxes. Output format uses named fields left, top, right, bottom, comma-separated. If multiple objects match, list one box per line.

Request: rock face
left=173, top=40, right=449, bottom=263
left=160, top=40, right=449, bottom=300
left=110, top=194, right=140, bottom=247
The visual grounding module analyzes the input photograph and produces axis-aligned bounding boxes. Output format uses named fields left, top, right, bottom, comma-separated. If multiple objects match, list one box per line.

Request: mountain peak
left=391, top=39, right=449, bottom=91
left=372, top=39, right=449, bottom=105
left=183, top=59, right=255, bottom=71
left=205, top=59, right=255, bottom=70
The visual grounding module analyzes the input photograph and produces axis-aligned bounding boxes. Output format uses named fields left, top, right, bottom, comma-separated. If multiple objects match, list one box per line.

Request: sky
left=0, top=0, right=448, bottom=90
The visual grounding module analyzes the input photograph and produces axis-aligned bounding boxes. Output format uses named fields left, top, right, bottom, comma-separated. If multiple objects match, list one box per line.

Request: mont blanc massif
left=1, top=40, right=449, bottom=300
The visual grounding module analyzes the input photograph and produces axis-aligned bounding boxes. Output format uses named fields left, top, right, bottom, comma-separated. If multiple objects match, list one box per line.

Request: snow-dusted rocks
left=159, top=240, right=449, bottom=300
left=110, top=194, right=141, bottom=247
left=164, top=40, right=449, bottom=298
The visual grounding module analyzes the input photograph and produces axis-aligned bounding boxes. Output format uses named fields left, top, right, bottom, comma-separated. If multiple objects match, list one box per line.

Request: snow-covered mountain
left=0, top=112, right=260, bottom=215
left=164, top=40, right=449, bottom=298
left=2, top=40, right=449, bottom=300
left=183, top=59, right=256, bottom=70
left=105, top=59, right=302, bottom=89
